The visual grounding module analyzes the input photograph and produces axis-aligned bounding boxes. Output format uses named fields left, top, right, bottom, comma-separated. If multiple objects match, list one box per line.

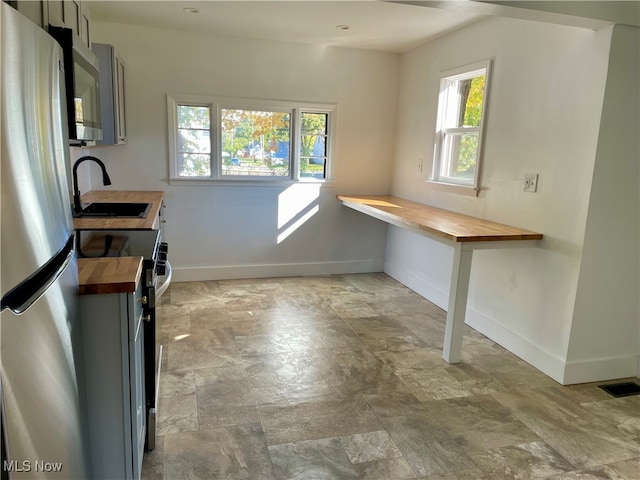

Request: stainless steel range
left=77, top=227, right=170, bottom=450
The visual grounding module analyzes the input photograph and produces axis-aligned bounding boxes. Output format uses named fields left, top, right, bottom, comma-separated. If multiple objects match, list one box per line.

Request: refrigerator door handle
left=1, top=235, right=75, bottom=315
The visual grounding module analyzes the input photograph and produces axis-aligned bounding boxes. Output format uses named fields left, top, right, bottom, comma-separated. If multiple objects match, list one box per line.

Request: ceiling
left=86, top=1, right=485, bottom=53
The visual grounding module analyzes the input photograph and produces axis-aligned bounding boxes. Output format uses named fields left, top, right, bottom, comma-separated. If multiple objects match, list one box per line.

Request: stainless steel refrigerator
left=1, top=3, right=90, bottom=478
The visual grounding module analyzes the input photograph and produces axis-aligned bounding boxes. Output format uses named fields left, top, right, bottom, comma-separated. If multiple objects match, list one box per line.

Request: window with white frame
left=168, top=94, right=335, bottom=182
left=431, top=60, right=491, bottom=191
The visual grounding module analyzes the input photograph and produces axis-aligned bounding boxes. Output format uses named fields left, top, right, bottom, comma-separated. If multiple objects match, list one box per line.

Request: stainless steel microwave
left=49, top=26, right=102, bottom=144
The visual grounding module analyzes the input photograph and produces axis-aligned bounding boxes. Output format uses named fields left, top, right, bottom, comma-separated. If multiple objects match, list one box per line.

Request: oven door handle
left=156, top=260, right=172, bottom=298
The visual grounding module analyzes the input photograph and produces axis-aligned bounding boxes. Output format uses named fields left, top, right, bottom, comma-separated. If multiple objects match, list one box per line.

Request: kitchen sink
left=76, top=202, right=151, bottom=218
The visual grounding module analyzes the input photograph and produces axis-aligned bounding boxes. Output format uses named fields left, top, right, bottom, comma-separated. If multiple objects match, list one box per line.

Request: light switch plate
left=523, top=173, right=538, bottom=193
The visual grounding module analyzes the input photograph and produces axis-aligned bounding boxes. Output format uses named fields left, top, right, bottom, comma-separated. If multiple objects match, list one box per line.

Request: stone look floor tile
left=141, top=435, right=164, bottom=480
left=533, top=457, right=640, bottom=479
left=166, top=281, right=222, bottom=306
left=469, top=440, right=575, bottom=479
left=580, top=396, right=640, bottom=438
left=352, top=456, right=417, bottom=479
left=163, top=423, right=276, bottom=480
left=166, top=327, right=238, bottom=371
left=259, top=396, right=383, bottom=445
left=242, top=349, right=335, bottom=388
left=157, top=394, right=198, bottom=436
left=145, top=274, right=640, bottom=480
left=159, top=370, right=196, bottom=397
left=381, top=413, right=476, bottom=477
left=268, top=437, right=359, bottom=479
left=394, top=367, right=473, bottom=401
left=424, top=395, right=541, bottom=450
left=339, top=430, right=402, bottom=464
left=194, top=364, right=260, bottom=429
left=251, top=381, right=333, bottom=405
left=492, top=387, right=640, bottom=469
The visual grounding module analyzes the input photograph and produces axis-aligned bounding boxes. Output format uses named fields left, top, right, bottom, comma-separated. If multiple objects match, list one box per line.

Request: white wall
left=86, top=22, right=399, bottom=280
left=386, top=16, right=613, bottom=383
left=566, top=25, right=640, bottom=383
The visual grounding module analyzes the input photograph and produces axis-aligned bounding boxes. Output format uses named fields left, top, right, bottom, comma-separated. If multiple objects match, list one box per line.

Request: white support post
left=442, top=245, right=473, bottom=363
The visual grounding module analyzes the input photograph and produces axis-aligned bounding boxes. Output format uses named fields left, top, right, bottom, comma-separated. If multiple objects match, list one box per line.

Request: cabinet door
left=129, top=313, right=146, bottom=480
left=80, top=6, right=91, bottom=47
left=15, top=0, right=47, bottom=28
left=64, top=0, right=81, bottom=36
left=48, top=0, right=81, bottom=36
left=115, top=57, right=127, bottom=144
left=48, top=0, right=64, bottom=27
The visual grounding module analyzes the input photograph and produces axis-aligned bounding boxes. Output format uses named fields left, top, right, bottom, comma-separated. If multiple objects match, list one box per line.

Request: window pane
left=301, top=157, right=325, bottom=179
left=300, top=113, right=327, bottom=135
left=177, top=105, right=210, bottom=129
left=440, top=131, right=479, bottom=181
left=178, top=128, right=211, bottom=154
left=300, top=112, right=328, bottom=179
left=460, top=75, right=485, bottom=127
left=444, top=73, right=485, bottom=128
left=178, top=153, right=211, bottom=177
left=221, top=108, right=290, bottom=177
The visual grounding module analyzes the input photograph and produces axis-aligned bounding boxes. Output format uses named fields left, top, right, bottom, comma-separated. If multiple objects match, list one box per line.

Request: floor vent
left=598, top=381, right=640, bottom=398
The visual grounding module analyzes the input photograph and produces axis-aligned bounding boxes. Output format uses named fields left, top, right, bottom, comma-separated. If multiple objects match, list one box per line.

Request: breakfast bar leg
left=442, top=245, right=473, bottom=363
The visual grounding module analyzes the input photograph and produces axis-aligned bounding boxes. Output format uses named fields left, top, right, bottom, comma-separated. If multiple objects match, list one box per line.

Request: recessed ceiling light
left=335, top=24, right=350, bottom=30
left=183, top=7, right=199, bottom=14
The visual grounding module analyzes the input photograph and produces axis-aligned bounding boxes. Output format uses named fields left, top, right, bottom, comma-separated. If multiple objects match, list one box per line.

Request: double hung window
left=431, top=60, right=491, bottom=192
left=168, top=94, right=335, bottom=182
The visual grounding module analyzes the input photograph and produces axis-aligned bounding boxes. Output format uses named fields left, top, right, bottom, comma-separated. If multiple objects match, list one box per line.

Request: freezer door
left=1, top=1, right=75, bottom=296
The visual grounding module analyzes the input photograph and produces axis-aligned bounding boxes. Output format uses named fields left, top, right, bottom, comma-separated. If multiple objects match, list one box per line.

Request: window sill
left=169, top=177, right=333, bottom=187
left=426, top=180, right=480, bottom=197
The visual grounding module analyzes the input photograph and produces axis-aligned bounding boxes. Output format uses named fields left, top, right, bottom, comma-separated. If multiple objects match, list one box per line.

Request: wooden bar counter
left=337, top=194, right=543, bottom=364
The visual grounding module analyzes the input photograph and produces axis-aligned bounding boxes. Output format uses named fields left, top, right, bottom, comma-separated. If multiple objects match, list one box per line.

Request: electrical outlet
left=523, top=173, right=538, bottom=193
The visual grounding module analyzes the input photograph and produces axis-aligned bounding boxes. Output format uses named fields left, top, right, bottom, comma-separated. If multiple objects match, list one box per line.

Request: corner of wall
left=566, top=24, right=640, bottom=383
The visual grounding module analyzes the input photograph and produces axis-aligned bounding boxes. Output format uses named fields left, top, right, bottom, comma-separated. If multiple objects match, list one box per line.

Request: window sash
left=431, top=60, right=491, bottom=192
left=168, top=94, right=335, bottom=182
left=218, top=106, right=293, bottom=179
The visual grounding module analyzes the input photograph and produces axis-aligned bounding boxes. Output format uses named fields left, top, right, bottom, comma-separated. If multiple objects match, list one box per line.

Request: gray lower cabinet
left=80, top=282, right=146, bottom=480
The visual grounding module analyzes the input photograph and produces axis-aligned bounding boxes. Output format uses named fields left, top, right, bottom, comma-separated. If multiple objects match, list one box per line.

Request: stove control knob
left=156, top=260, right=167, bottom=276
left=159, top=242, right=169, bottom=254
left=158, top=252, right=167, bottom=261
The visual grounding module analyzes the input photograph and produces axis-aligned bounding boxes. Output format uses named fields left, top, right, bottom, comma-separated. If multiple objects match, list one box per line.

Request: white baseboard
left=172, top=259, right=383, bottom=282
left=384, top=261, right=449, bottom=310
left=385, top=259, right=566, bottom=384
left=464, top=309, right=567, bottom=384
left=562, top=355, right=639, bottom=385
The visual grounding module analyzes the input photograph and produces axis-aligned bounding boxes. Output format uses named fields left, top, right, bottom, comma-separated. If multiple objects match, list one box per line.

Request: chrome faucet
left=72, top=155, right=112, bottom=215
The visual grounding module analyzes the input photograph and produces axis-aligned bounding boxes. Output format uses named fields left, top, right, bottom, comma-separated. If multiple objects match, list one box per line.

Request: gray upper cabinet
left=48, top=0, right=90, bottom=46
left=14, top=0, right=48, bottom=29
left=93, top=43, right=128, bottom=145
left=11, top=0, right=90, bottom=46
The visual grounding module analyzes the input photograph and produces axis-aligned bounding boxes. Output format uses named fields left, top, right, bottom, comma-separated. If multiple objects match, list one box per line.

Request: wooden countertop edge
left=337, top=194, right=543, bottom=243
left=78, top=256, right=144, bottom=295
left=74, top=190, right=164, bottom=231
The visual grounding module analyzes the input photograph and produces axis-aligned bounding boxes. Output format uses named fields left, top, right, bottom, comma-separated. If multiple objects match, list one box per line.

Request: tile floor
left=142, top=273, right=640, bottom=479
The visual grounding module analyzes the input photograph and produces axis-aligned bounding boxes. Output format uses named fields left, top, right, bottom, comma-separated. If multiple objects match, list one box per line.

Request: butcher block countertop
left=337, top=195, right=543, bottom=243
left=77, top=256, right=143, bottom=295
left=74, top=190, right=164, bottom=231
